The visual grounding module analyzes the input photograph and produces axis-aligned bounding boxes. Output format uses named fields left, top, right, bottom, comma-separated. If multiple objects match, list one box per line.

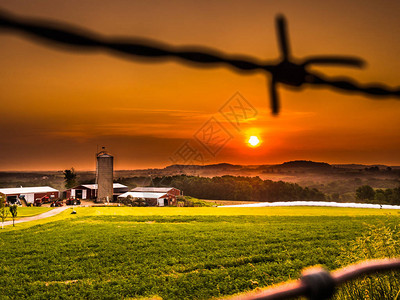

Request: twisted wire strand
left=309, top=74, right=400, bottom=97
left=0, top=8, right=271, bottom=72
left=1, top=8, right=399, bottom=108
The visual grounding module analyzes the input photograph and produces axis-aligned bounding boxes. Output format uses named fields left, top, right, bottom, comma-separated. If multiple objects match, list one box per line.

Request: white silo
left=96, top=147, right=113, bottom=203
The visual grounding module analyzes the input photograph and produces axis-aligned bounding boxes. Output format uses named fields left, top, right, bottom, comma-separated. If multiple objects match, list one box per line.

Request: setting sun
left=248, top=136, right=260, bottom=147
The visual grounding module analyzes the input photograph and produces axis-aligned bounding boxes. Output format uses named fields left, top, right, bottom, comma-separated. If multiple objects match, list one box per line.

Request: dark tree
left=63, top=168, right=78, bottom=189
left=374, top=189, right=387, bottom=203
left=0, top=194, right=9, bottom=229
left=356, top=185, right=375, bottom=201
left=393, top=187, right=400, bottom=204
left=9, top=204, right=18, bottom=227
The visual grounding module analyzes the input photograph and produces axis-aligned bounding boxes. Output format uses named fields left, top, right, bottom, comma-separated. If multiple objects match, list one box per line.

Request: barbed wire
left=1, top=8, right=399, bottom=115
left=235, top=259, right=400, bottom=300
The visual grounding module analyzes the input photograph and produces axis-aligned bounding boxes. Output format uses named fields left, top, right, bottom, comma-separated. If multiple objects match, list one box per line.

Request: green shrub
left=177, top=196, right=213, bottom=207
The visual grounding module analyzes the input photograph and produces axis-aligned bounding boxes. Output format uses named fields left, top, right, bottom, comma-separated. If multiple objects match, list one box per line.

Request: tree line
left=356, top=185, right=400, bottom=204
left=151, top=175, right=326, bottom=202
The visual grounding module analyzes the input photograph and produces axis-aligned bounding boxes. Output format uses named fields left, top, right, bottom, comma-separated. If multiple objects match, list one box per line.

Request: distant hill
left=165, top=161, right=332, bottom=172
left=118, top=160, right=400, bottom=176
left=277, top=160, right=332, bottom=169
left=333, top=164, right=390, bottom=169
left=165, top=163, right=242, bottom=172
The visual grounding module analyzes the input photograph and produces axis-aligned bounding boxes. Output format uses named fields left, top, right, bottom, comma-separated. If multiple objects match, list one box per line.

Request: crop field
left=0, top=207, right=399, bottom=299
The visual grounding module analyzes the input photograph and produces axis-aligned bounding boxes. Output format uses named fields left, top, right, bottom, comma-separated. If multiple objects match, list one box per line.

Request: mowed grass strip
left=1, top=207, right=400, bottom=299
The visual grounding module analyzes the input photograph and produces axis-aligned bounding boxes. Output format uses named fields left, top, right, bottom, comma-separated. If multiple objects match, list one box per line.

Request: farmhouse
left=118, top=187, right=181, bottom=206
left=65, top=183, right=128, bottom=201
left=0, top=186, right=60, bottom=205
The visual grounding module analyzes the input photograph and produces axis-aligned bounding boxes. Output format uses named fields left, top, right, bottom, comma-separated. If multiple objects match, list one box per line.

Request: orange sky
left=0, top=0, right=399, bottom=170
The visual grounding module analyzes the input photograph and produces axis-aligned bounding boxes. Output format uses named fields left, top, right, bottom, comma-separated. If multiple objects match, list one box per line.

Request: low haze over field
left=0, top=0, right=399, bottom=170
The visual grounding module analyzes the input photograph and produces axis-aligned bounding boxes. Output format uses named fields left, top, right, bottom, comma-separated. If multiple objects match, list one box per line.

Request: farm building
left=64, top=183, right=128, bottom=201
left=118, top=187, right=181, bottom=206
left=0, top=186, right=60, bottom=205
left=131, top=187, right=181, bottom=197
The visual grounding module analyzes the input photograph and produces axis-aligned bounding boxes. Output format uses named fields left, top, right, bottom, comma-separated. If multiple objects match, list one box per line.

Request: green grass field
left=0, top=206, right=399, bottom=299
left=2, top=207, right=53, bottom=221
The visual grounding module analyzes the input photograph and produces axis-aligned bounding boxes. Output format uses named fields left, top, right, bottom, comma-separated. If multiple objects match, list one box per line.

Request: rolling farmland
left=0, top=207, right=399, bottom=299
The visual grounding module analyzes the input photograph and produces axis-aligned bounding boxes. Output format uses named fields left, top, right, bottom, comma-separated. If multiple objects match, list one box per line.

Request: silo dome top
left=97, top=147, right=113, bottom=158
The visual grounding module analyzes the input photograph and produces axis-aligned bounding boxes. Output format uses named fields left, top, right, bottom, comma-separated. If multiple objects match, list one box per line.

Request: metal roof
left=118, top=192, right=168, bottom=199
left=0, top=186, right=59, bottom=195
left=80, top=183, right=127, bottom=190
left=96, top=148, right=113, bottom=158
left=131, top=187, right=177, bottom=193
left=97, top=153, right=113, bottom=158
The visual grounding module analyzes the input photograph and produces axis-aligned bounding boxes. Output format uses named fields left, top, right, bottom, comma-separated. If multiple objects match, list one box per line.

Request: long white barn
left=0, top=186, right=59, bottom=205
left=118, top=187, right=181, bottom=206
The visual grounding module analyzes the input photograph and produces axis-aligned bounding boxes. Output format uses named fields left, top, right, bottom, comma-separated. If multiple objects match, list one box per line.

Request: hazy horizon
left=1, top=159, right=399, bottom=172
